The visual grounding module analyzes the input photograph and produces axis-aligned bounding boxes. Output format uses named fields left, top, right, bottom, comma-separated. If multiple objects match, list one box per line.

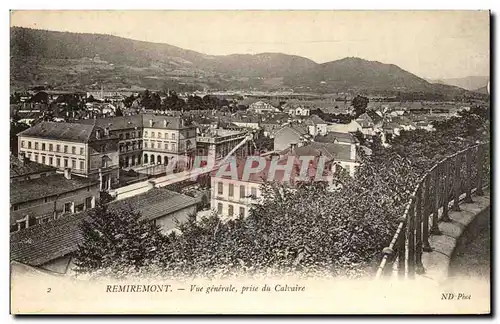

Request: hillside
left=283, top=57, right=476, bottom=98
left=10, top=27, right=486, bottom=99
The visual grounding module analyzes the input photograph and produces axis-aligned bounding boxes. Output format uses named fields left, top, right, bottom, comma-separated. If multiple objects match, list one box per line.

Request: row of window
left=119, top=142, right=142, bottom=152
left=217, top=203, right=246, bottom=218
left=24, top=151, right=85, bottom=170
left=144, top=131, right=176, bottom=140
left=21, top=141, right=84, bottom=155
left=144, top=141, right=177, bottom=151
left=11, top=197, right=95, bottom=232
left=217, top=182, right=258, bottom=199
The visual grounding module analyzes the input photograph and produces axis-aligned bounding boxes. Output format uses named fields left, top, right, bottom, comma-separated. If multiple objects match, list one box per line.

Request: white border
left=1, top=1, right=497, bottom=323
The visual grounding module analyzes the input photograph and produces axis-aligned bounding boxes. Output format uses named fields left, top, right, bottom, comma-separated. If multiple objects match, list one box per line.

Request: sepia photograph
left=8, top=9, right=491, bottom=315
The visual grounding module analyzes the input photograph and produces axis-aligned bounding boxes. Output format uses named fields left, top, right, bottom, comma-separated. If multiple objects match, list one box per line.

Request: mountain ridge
left=10, top=27, right=486, bottom=99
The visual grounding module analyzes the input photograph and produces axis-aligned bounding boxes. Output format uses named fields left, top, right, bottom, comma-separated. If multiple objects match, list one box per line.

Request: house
left=283, top=104, right=311, bottom=117
left=315, top=131, right=358, bottom=146
left=229, top=114, right=260, bottom=130
left=210, top=156, right=331, bottom=220
left=280, top=141, right=359, bottom=177
left=273, top=124, right=312, bottom=152
left=196, top=128, right=251, bottom=165
left=17, top=121, right=120, bottom=190
left=10, top=168, right=99, bottom=232
left=355, top=113, right=376, bottom=136
left=304, top=115, right=328, bottom=136
left=10, top=188, right=199, bottom=275
left=78, top=114, right=198, bottom=170
left=78, top=115, right=144, bottom=168
left=247, top=100, right=279, bottom=114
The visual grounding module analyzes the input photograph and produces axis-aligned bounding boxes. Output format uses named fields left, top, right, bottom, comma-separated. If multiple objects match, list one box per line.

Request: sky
left=10, top=10, right=490, bottom=80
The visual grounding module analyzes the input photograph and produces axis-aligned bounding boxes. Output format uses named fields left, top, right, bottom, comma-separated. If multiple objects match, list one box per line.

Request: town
left=10, top=84, right=485, bottom=275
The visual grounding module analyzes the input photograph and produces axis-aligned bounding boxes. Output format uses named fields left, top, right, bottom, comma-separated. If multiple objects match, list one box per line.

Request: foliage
left=114, top=107, right=124, bottom=116
left=74, top=199, right=167, bottom=274
left=352, top=95, right=369, bottom=117
left=75, top=105, right=490, bottom=279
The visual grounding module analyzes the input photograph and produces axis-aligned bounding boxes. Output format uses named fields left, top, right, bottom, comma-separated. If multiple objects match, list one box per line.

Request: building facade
left=196, top=128, right=251, bottom=166
left=17, top=121, right=120, bottom=190
left=10, top=168, right=99, bottom=232
left=273, top=124, right=312, bottom=152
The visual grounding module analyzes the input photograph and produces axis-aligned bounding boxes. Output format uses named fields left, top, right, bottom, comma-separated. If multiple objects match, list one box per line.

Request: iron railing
left=375, top=142, right=490, bottom=279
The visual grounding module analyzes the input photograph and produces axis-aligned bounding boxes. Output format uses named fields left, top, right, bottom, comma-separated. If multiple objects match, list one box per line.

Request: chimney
left=290, top=143, right=297, bottom=153
left=149, top=119, right=153, bottom=127
left=64, top=168, right=72, bottom=180
left=163, top=119, right=167, bottom=127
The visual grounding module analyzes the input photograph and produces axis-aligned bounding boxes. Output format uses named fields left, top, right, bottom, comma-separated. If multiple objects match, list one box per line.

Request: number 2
left=47, top=288, right=51, bottom=293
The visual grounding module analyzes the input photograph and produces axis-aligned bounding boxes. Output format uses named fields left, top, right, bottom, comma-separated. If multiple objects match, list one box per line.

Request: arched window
left=150, top=154, right=155, bottom=164
left=144, top=154, right=148, bottom=164
left=157, top=155, right=162, bottom=164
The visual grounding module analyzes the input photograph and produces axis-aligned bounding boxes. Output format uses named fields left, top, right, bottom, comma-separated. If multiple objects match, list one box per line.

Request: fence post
left=476, top=144, right=484, bottom=196
left=431, top=165, right=442, bottom=235
left=452, top=154, right=461, bottom=211
left=415, top=185, right=425, bottom=274
left=422, top=174, right=432, bottom=252
left=398, top=216, right=406, bottom=280
left=441, top=160, right=451, bottom=222
left=407, top=196, right=416, bottom=279
left=464, top=148, right=474, bottom=203
left=382, top=247, right=394, bottom=277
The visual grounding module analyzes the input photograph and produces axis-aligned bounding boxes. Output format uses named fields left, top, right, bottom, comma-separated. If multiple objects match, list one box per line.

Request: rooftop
left=211, top=155, right=332, bottom=184
left=280, top=142, right=356, bottom=162
left=10, top=188, right=199, bottom=267
left=78, top=114, right=143, bottom=130
left=10, top=174, right=98, bottom=206
left=10, top=154, right=55, bottom=178
left=304, top=115, right=327, bottom=125
left=315, top=131, right=358, bottom=144
left=17, top=121, right=113, bottom=143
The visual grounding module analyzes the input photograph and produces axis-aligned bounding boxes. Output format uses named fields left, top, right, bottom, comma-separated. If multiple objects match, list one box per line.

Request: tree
left=123, top=94, right=136, bottom=108
left=352, top=95, right=369, bottom=117
left=73, top=105, right=490, bottom=279
left=115, top=107, right=124, bottom=116
left=353, top=129, right=366, bottom=145
left=74, top=199, right=167, bottom=274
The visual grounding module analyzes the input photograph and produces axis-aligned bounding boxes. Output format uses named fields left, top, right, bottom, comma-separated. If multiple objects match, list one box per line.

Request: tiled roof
left=280, top=142, right=355, bottom=162
left=10, top=155, right=55, bottom=178
left=78, top=115, right=143, bottom=130
left=10, top=212, right=87, bottom=266
left=110, top=188, right=199, bottom=221
left=17, top=121, right=100, bottom=143
left=211, top=156, right=331, bottom=184
left=10, top=174, right=98, bottom=206
left=275, top=124, right=309, bottom=138
left=305, top=115, right=327, bottom=125
left=10, top=188, right=199, bottom=266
